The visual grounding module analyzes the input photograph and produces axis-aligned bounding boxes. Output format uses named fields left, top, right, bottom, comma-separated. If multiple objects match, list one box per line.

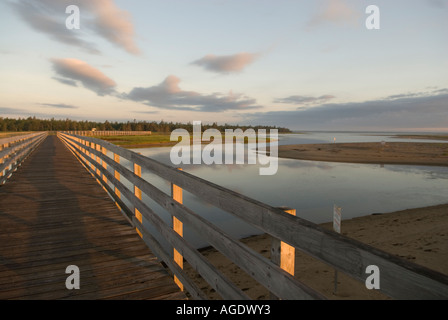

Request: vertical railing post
left=134, top=160, right=142, bottom=238
left=95, top=144, right=102, bottom=176
left=73, top=135, right=80, bottom=158
left=80, top=137, right=86, bottom=160
left=113, top=153, right=121, bottom=207
left=0, top=143, right=4, bottom=178
left=171, top=168, right=184, bottom=291
left=270, top=207, right=296, bottom=299
left=3, top=142, right=11, bottom=174
left=89, top=142, right=95, bottom=171
left=101, top=146, right=108, bottom=184
left=83, top=139, right=88, bottom=158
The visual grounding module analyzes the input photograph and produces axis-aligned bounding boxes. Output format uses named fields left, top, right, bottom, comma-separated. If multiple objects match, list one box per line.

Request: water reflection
left=121, top=132, right=448, bottom=249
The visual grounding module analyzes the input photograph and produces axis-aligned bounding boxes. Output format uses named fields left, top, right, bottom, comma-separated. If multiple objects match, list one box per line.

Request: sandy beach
left=184, top=141, right=448, bottom=300
left=277, top=142, right=448, bottom=167
left=185, top=203, right=448, bottom=300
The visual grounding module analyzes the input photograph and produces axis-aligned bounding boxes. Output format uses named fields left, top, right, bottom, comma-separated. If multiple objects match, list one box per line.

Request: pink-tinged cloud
left=126, top=75, right=262, bottom=112
left=51, top=58, right=117, bottom=96
left=192, top=52, right=259, bottom=74
left=88, top=0, right=140, bottom=55
left=11, top=0, right=140, bottom=55
left=308, top=0, right=360, bottom=28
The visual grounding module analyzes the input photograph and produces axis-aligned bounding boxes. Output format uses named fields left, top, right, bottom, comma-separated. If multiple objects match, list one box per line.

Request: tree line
left=0, top=117, right=292, bottom=133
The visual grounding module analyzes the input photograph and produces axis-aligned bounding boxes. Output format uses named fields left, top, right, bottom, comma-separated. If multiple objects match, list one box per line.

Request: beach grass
left=96, top=134, right=173, bottom=147
left=97, top=133, right=273, bottom=148
left=0, top=132, right=33, bottom=139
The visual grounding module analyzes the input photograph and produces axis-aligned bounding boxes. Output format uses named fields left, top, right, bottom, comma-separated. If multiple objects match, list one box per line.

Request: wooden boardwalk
left=0, top=135, right=186, bottom=300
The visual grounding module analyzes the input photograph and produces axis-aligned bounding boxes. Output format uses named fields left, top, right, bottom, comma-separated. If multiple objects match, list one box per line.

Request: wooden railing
left=57, top=132, right=448, bottom=300
left=0, top=132, right=48, bottom=185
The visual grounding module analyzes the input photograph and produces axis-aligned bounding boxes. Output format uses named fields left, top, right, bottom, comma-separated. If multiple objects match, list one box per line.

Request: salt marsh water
left=120, top=132, right=448, bottom=249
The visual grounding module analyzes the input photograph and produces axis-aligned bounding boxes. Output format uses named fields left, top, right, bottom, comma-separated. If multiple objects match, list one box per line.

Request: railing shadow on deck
left=57, top=132, right=448, bottom=300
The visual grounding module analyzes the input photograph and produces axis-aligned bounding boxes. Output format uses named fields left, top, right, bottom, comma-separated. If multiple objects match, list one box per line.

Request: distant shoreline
left=277, top=141, right=448, bottom=167
left=115, top=133, right=448, bottom=149
left=393, top=134, right=448, bottom=141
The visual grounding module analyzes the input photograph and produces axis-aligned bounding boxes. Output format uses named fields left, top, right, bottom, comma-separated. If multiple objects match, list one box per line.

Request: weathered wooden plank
left=0, top=238, right=156, bottom=266
left=59, top=138, right=134, bottom=226
left=0, top=235, right=146, bottom=261
left=11, top=271, right=175, bottom=300
left=0, top=261, right=166, bottom=298
left=0, top=135, right=186, bottom=300
left=0, top=254, right=156, bottom=284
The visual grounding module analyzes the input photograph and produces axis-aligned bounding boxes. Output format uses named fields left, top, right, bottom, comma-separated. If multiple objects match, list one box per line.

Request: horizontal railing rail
left=57, top=132, right=448, bottom=300
left=0, top=132, right=48, bottom=185
left=65, top=131, right=152, bottom=136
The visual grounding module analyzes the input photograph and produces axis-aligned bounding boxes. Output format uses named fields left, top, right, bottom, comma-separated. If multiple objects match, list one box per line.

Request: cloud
left=385, top=89, right=448, bottom=100
left=134, top=110, right=160, bottom=115
left=10, top=0, right=99, bottom=54
left=125, top=75, right=262, bottom=112
left=0, top=107, right=26, bottom=115
left=274, top=95, right=335, bottom=106
left=88, top=0, right=140, bottom=55
left=10, top=0, right=139, bottom=55
left=192, top=52, right=259, bottom=74
left=247, top=89, right=448, bottom=131
left=308, top=0, right=360, bottom=29
left=52, top=77, right=78, bottom=87
left=38, top=103, right=79, bottom=109
left=51, top=58, right=117, bottom=96
left=48, top=63, right=261, bottom=112
left=0, top=106, right=71, bottom=118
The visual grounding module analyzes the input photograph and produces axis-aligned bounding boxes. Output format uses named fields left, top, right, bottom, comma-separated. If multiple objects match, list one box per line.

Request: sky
left=0, top=0, right=447, bottom=132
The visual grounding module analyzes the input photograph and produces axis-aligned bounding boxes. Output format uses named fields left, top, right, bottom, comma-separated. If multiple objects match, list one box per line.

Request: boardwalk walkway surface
left=0, top=135, right=186, bottom=300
